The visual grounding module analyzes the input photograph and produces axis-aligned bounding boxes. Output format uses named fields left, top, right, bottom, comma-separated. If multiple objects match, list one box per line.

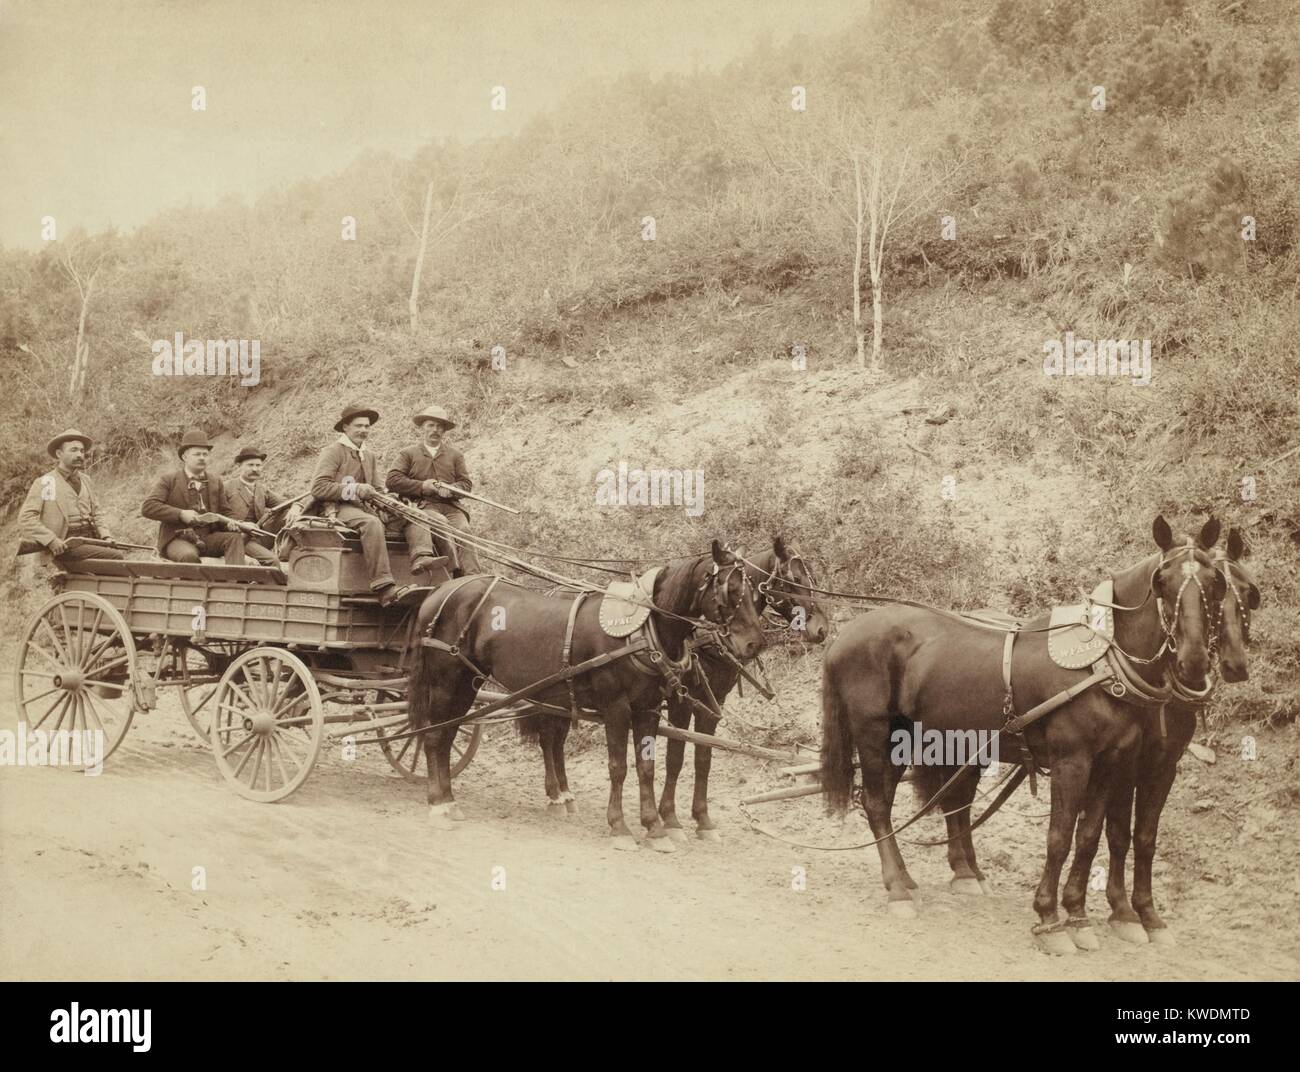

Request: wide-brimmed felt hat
left=413, top=405, right=455, bottom=429
left=46, top=428, right=93, bottom=457
left=233, top=446, right=268, bottom=464
left=177, top=428, right=213, bottom=457
left=334, top=404, right=380, bottom=432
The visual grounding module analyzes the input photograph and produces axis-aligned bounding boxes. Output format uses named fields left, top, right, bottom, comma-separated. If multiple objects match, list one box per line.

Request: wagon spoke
left=82, top=691, right=110, bottom=735
left=31, top=691, right=67, bottom=730
left=225, top=678, right=259, bottom=714
left=268, top=733, right=293, bottom=787
left=22, top=668, right=57, bottom=680
left=49, top=693, right=72, bottom=735
left=38, top=619, right=72, bottom=668
left=79, top=606, right=105, bottom=669
left=86, top=652, right=130, bottom=679
left=23, top=685, right=61, bottom=706
left=57, top=604, right=79, bottom=666
left=231, top=735, right=260, bottom=777
left=219, top=729, right=257, bottom=759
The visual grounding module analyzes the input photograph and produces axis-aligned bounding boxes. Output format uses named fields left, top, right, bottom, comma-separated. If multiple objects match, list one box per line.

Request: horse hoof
left=561, top=791, right=577, bottom=803
left=887, top=899, right=917, bottom=919
left=545, top=797, right=566, bottom=811
left=610, top=835, right=639, bottom=852
left=978, top=880, right=992, bottom=895
left=1036, top=930, right=1077, bottom=956
left=647, top=836, right=677, bottom=853
left=1146, top=927, right=1177, bottom=947
left=696, top=827, right=722, bottom=842
left=1109, top=919, right=1150, bottom=945
left=564, top=799, right=579, bottom=815
left=428, top=804, right=458, bottom=830
left=1068, top=923, right=1100, bottom=951
left=665, top=826, right=688, bottom=842
left=949, top=877, right=983, bottom=896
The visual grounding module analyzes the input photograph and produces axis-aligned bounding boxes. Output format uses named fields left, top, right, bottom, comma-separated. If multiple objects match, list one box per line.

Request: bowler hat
left=177, top=428, right=213, bottom=457
left=46, top=428, right=93, bottom=457
left=413, top=405, right=455, bottom=429
left=334, top=404, right=380, bottom=432
left=233, top=446, right=267, bottom=464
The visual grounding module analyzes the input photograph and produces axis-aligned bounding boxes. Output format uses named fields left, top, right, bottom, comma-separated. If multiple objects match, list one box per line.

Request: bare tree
left=57, top=241, right=107, bottom=399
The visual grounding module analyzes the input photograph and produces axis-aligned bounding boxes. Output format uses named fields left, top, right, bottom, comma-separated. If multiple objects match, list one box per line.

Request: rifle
left=64, top=536, right=154, bottom=553
left=421, top=479, right=521, bottom=515
left=262, top=492, right=312, bottom=519
left=193, top=513, right=276, bottom=542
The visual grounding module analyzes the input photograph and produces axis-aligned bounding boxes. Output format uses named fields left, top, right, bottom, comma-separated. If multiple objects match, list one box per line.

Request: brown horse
left=408, top=541, right=765, bottom=849
left=820, top=516, right=1224, bottom=952
left=658, top=535, right=829, bottom=840
left=1065, top=526, right=1260, bottom=946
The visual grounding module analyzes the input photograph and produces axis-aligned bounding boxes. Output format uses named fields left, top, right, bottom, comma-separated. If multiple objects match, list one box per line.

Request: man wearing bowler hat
left=142, top=429, right=276, bottom=564
left=309, top=405, right=414, bottom=607
left=18, top=429, right=124, bottom=565
left=224, top=446, right=298, bottom=551
left=386, top=405, right=481, bottom=577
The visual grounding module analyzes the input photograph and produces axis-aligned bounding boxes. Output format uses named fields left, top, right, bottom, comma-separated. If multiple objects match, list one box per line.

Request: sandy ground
left=2, top=670, right=1296, bottom=982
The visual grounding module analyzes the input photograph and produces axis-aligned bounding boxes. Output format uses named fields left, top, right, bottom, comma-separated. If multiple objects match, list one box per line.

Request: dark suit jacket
left=222, top=478, right=287, bottom=523
left=142, top=469, right=237, bottom=551
left=385, top=443, right=472, bottom=520
left=310, top=440, right=381, bottom=509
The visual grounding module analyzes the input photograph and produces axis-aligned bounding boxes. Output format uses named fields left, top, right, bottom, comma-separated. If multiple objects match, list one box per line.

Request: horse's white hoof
left=1068, top=922, right=1100, bottom=951
left=696, top=827, right=722, bottom=842
left=1037, top=929, right=1077, bottom=956
left=665, top=826, right=688, bottom=842
left=887, top=899, right=917, bottom=919
left=564, top=799, right=579, bottom=815
left=1146, top=927, right=1176, bottom=947
left=610, top=835, right=639, bottom=852
left=561, top=790, right=577, bottom=803
left=545, top=797, right=566, bottom=810
left=1109, top=919, right=1150, bottom=945
left=647, top=836, right=677, bottom=853
left=428, top=804, right=457, bottom=830
left=949, top=877, right=983, bottom=896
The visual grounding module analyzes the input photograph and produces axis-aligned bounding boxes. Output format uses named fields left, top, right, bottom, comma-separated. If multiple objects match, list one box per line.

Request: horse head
left=1149, top=514, right=1227, bottom=690
left=695, top=539, right=766, bottom=660
left=751, top=534, right=829, bottom=644
left=1213, top=527, right=1260, bottom=683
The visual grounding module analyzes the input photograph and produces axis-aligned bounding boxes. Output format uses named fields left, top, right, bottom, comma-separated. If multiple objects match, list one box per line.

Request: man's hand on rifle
left=48, top=537, right=67, bottom=556
left=180, top=509, right=200, bottom=525
left=354, top=483, right=377, bottom=502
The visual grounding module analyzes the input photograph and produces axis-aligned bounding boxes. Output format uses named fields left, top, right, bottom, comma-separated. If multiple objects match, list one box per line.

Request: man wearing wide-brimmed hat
left=18, top=429, right=124, bottom=565
left=223, top=446, right=296, bottom=550
left=142, top=429, right=276, bottom=564
left=308, top=405, right=414, bottom=606
left=385, top=405, right=481, bottom=576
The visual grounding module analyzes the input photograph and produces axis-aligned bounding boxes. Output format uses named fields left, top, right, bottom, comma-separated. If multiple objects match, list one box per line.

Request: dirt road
left=3, top=676, right=1295, bottom=981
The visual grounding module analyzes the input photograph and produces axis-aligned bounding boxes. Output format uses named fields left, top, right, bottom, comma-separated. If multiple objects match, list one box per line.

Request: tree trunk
left=70, top=268, right=97, bottom=399
left=853, top=152, right=865, bottom=368
left=867, top=152, right=883, bottom=369
left=408, top=180, right=435, bottom=334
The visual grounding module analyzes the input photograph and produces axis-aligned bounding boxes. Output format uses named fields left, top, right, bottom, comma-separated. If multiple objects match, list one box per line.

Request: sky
left=0, top=0, right=864, bottom=250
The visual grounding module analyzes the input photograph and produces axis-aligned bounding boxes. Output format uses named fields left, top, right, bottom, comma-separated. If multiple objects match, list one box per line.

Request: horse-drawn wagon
left=13, top=521, right=482, bottom=801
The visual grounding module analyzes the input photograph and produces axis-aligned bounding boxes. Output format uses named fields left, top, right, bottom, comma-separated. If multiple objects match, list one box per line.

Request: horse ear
left=711, top=539, right=729, bottom=565
left=1227, top=527, right=1248, bottom=561
left=773, top=534, right=790, bottom=561
left=1152, top=515, right=1174, bottom=552
left=1197, top=517, right=1221, bottom=551
left=1248, top=584, right=1261, bottom=610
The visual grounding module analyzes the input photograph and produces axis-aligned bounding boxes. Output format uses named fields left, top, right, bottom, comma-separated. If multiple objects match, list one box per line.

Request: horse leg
left=553, top=716, right=578, bottom=814
left=426, top=674, right=475, bottom=829
left=1131, top=708, right=1196, bottom=944
left=1060, top=760, right=1115, bottom=951
left=855, top=715, right=918, bottom=917
left=942, top=766, right=984, bottom=896
left=690, top=706, right=721, bottom=840
left=1032, top=751, right=1091, bottom=955
left=632, top=706, right=675, bottom=853
left=657, top=696, right=690, bottom=840
left=538, top=715, right=563, bottom=810
left=601, top=698, right=637, bottom=850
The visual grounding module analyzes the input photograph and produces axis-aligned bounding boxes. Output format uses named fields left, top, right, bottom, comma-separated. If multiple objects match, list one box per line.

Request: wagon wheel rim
left=176, top=641, right=246, bottom=741
left=14, top=592, right=138, bottom=770
left=373, top=703, right=482, bottom=782
left=211, top=647, right=322, bottom=802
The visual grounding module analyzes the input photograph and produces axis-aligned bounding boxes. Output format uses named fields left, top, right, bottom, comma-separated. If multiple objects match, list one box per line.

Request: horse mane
left=652, top=553, right=708, bottom=617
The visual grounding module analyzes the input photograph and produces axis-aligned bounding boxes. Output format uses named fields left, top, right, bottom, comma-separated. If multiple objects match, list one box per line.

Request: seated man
left=142, top=429, right=276, bottom=564
left=309, top=405, right=414, bottom=606
left=386, top=405, right=481, bottom=577
left=18, top=428, right=125, bottom=567
left=223, top=446, right=300, bottom=551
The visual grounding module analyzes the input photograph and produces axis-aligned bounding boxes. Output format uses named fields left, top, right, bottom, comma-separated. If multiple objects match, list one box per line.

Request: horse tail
left=820, top=656, right=855, bottom=816
left=517, top=711, right=542, bottom=745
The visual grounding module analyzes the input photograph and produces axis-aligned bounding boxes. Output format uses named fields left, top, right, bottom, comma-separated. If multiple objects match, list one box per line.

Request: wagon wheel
left=14, top=592, right=138, bottom=770
left=211, top=647, right=323, bottom=802
left=174, top=641, right=247, bottom=741
left=372, top=702, right=482, bottom=782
